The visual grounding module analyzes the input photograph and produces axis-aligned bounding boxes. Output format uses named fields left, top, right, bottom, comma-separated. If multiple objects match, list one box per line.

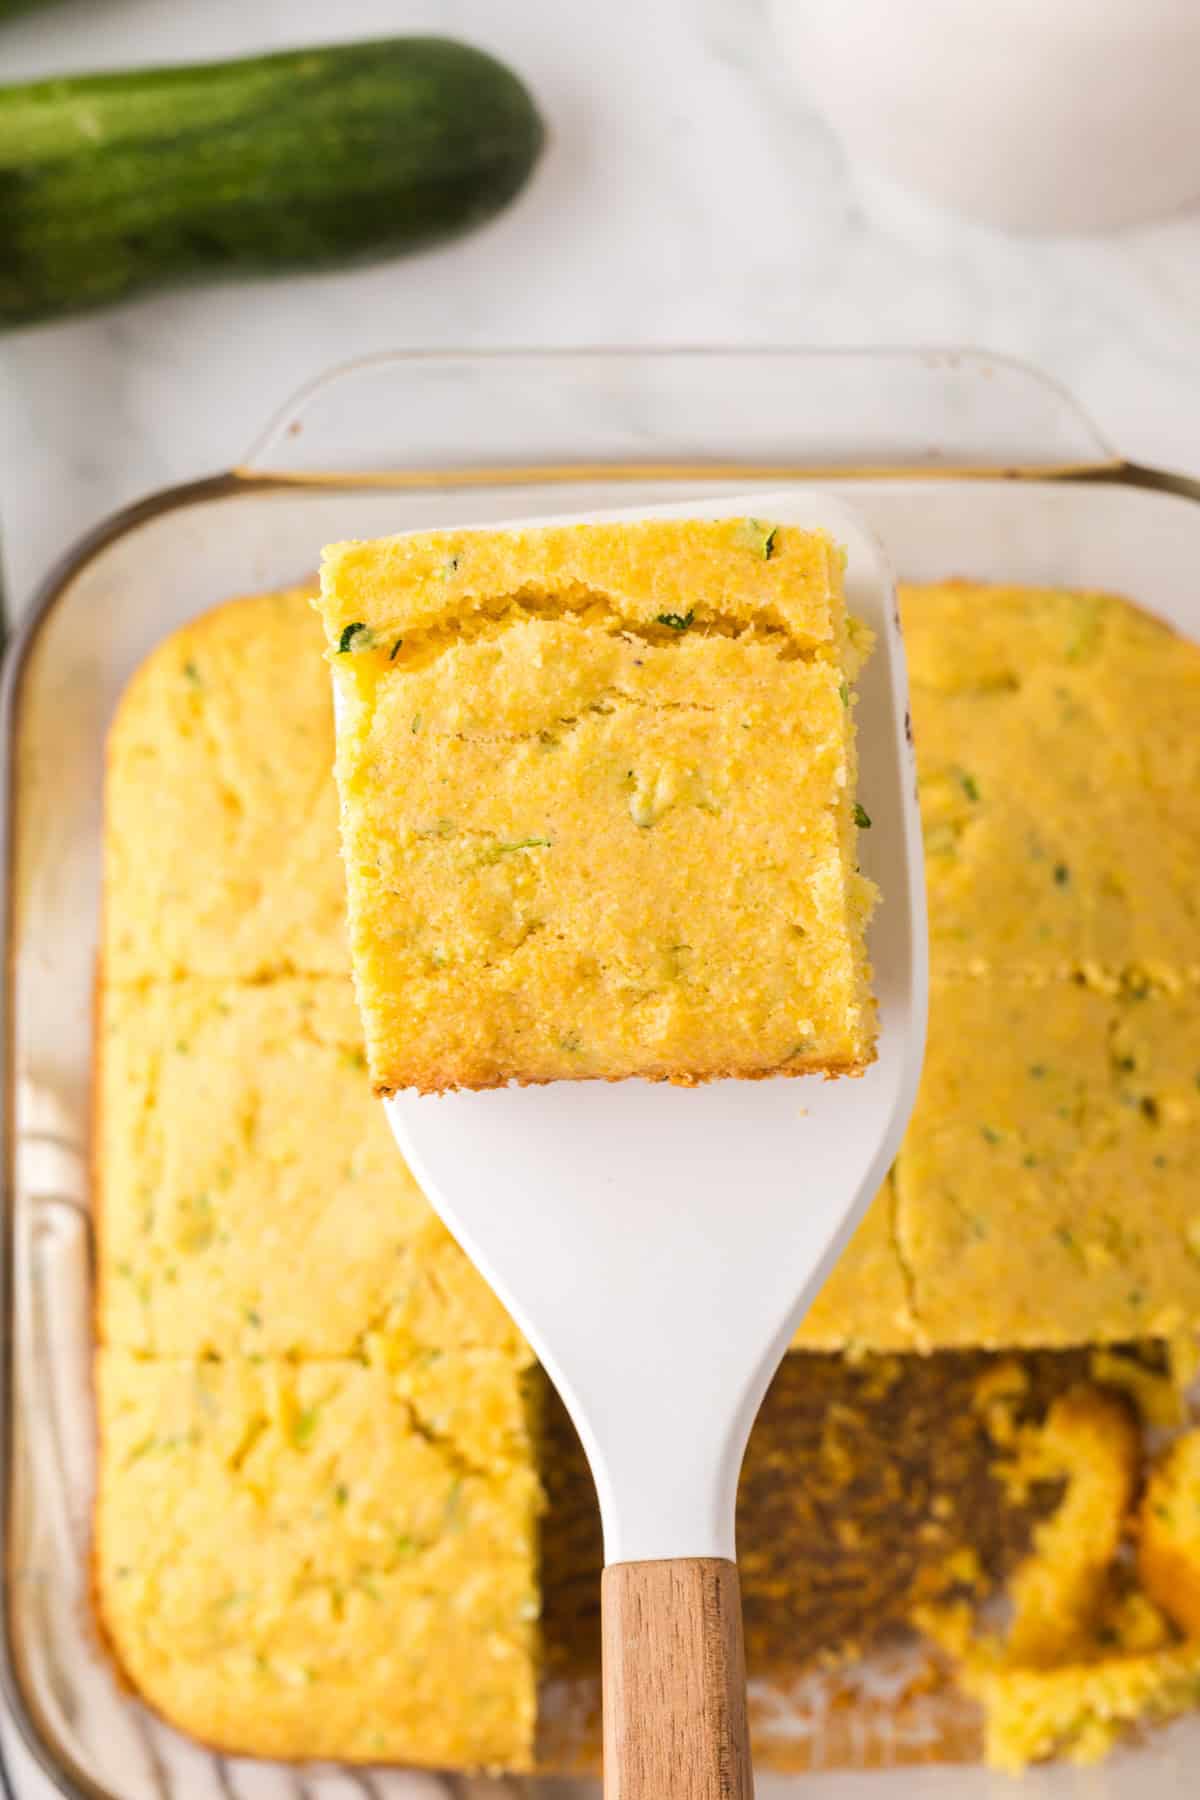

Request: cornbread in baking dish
left=94, top=572, right=1200, bottom=1774
left=95, top=977, right=524, bottom=1361
left=894, top=977, right=1200, bottom=1347
left=909, top=581, right=1200, bottom=983
left=1138, top=1431, right=1200, bottom=1639
left=94, top=1351, right=541, bottom=1768
left=316, top=518, right=878, bottom=1092
left=103, top=583, right=349, bottom=981
left=889, top=578, right=1200, bottom=1351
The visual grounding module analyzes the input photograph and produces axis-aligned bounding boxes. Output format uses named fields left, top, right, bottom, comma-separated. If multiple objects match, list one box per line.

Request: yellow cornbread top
left=103, top=581, right=348, bottom=981
left=95, top=1350, right=540, bottom=1769
left=320, top=516, right=846, bottom=649
left=924, top=1382, right=1200, bottom=1773
left=890, top=578, right=1200, bottom=1352
left=98, top=575, right=1200, bottom=1350
left=317, top=518, right=877, bottom=1092
left=93, top=570, right=1200, bottom=1776
left=1138, top=1431, right=1200, bottom=1639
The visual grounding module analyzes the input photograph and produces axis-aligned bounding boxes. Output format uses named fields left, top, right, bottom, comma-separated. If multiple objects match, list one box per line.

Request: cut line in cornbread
left=317, top=518, right=878, bottom=1092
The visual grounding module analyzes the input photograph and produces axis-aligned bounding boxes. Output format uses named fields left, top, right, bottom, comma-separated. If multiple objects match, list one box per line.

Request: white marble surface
left=4, top=0, right=1200, bottom=612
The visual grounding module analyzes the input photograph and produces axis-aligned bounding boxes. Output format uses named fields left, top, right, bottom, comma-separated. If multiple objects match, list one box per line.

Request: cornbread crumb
left=541, top=1346, right=1097, bottom=1685
left=966, top=1642, right=1200, bottom=1772
left=94, top=1351, right=541, bottom=1769
left=922, top=1380, right=1200, bottom=1772
left=317, top=519, right=877, bottom=1091
left=792, top=1172, right=916, bottom=1350
left=894, top=977, right=1200, bottom=1347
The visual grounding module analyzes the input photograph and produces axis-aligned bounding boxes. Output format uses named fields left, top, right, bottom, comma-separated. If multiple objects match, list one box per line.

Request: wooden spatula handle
left=602, top=1556, right=752, bottom=1800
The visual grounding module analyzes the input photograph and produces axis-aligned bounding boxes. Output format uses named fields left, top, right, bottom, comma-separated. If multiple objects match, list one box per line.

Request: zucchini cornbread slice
left=95, top=1351, right=540, bottom=1768
left=317, top=518, right=878, bottom=1092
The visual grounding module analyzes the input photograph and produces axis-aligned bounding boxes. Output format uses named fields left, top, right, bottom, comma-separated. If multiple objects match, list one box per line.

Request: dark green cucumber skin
left=0, top=38, right=544, bottom=327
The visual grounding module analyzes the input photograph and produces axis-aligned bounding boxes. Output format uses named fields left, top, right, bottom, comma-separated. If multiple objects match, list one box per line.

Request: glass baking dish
left=3, top=349, right=1200, bottom=1800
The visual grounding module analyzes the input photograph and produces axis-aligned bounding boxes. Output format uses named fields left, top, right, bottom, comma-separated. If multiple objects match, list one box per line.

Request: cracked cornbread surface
left=894, top=977, right=1200, bottom=1346
left=316, top=519, right=878, bottom=1091
left=95, top=977, right=522, bottom=1360
left=96, top=572, right=1200, bottom=1773
left=103, top=584, right=349, bottom=981
left=95, top=1352, right=540, bottom=1767
left=98, top=585, right=540, bottom=1770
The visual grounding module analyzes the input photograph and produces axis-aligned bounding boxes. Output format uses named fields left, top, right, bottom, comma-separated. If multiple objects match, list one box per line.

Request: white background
left=3, top=0, right=1200, bottom=610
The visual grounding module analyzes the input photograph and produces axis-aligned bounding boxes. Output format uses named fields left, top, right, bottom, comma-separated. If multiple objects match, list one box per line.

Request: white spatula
left=382, top=491, right=927, bottom=1800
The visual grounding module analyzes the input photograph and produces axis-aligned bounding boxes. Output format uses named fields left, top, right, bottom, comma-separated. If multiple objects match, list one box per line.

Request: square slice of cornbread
left=96, top=977, right=525, bottom=1362
left=103, top=583, right=350, bottom=981
left=902, top=582, right=1200, bottom=984
left=94, top=1351, right=541, bottom=1768
left=317, top=518, right=878, bottom=1091
left=791, top=1176, right=917, bottom=1351
left=894, top=978, right=1200, bottom=1348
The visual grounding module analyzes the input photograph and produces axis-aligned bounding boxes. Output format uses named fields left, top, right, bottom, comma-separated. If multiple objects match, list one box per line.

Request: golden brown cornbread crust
left=317, top=519, right=877, bottom=1093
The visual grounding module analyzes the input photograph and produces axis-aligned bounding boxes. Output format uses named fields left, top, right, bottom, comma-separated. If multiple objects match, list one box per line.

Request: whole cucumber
left=0, top=37, right=544, bottom=327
